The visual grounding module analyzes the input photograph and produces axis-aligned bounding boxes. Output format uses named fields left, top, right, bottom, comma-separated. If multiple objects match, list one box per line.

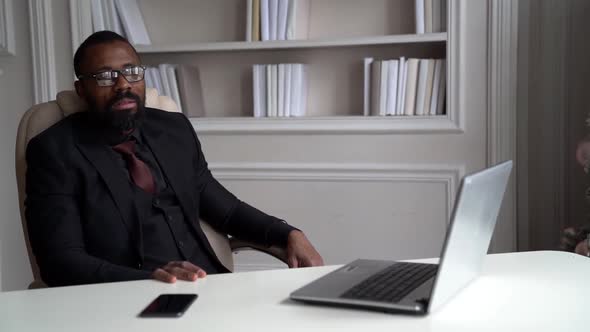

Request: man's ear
left=74, top=80, right=85, bottom=99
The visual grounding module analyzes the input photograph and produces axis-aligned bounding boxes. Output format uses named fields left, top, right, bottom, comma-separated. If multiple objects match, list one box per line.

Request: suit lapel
left=141, top=115, right=195, bottom=221
left=73, top=116, right=141, bottom=254
left=142, top=111, right=225, bottom=268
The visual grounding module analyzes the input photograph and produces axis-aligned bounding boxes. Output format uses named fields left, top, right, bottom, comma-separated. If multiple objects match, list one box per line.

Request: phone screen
left=139, top=294, right=198, bottom=318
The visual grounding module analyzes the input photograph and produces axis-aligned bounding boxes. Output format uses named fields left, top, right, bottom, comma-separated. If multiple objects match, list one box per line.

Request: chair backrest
left=15, top=88, right=234, bottom=288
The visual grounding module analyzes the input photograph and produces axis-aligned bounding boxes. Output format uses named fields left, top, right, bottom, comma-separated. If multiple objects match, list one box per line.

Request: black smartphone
left=138, top=294, right=198, bottom=318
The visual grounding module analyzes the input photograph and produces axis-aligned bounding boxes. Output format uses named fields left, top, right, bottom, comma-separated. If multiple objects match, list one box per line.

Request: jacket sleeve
left=25, top=136, right=152, bottom=287
left=181, top=116, right=297, bottom=248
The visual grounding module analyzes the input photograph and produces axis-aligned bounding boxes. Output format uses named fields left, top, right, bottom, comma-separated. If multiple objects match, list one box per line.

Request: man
left=25, top=31, right=323, bottom=287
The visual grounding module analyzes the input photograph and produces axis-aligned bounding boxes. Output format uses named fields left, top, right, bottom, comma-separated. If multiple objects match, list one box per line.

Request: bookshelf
left=135, top=33, right=448, bottom=53
left=65, top=0, right=507, bottom=271
left=70, top=0, right=458, bottom=134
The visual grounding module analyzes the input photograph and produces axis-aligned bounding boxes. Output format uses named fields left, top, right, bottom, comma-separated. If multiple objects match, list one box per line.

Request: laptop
left=290, top=161, right=513, bottom=315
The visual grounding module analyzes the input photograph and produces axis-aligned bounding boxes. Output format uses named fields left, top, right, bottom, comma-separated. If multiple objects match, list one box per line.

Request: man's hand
left=152, top=261, right=207, bottom=283
left=286, top=230, right=324, bottom=268
left=575, top=240, right=590, bottom=257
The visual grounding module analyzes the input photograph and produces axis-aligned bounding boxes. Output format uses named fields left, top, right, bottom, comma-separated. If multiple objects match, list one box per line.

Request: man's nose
left=113, top=74, right=131, bottom=92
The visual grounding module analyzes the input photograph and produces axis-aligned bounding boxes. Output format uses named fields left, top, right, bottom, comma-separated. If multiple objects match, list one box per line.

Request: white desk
left=0, top=251, right=588, bottom=331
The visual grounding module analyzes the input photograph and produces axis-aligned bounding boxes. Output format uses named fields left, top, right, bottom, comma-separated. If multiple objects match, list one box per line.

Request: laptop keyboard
left=340, top=262, right=438, bottom=303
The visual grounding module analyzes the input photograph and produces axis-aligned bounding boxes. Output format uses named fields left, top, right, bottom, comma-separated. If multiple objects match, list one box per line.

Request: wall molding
left=28, top=0, right=57, bottom=103
left=209, top=162, right=465, bottom=222
left=487, top=0, right=519, bottom=251
left=0, top=0, right=14, bottom=56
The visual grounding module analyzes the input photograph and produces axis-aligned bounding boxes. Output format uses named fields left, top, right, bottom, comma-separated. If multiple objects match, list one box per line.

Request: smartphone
left=138, top=294, right=198, bottom=318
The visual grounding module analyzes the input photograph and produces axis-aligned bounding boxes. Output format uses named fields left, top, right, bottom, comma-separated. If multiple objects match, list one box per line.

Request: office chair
left=15, top=88, right=287, bottom=288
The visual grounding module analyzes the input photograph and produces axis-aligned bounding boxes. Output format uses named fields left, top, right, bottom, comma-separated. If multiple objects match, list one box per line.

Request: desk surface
left=0, top=251, right=588, bottom=331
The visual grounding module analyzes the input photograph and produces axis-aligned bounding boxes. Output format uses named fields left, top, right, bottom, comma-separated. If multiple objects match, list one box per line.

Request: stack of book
left=90, top=0, right=151, bottom=45
left=246, top=0, right=310, bottom=41
left=363, top=58, right=446, bottom=116
left=415, top=0, right=447, bottom=34
left=252, top=64, right=308, bottom=117
left=145, top=64, right=205, bottom=118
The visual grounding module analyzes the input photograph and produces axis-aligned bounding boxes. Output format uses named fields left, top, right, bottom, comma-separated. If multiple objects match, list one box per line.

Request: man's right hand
left=152, top=261, right=207, bottom=283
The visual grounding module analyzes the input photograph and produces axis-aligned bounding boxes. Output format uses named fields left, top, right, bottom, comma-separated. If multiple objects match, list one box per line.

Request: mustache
left=105, top=91, right=142, bottom=111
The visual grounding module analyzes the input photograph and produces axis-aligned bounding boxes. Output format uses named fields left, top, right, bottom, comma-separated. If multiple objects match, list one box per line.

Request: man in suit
left=25, top=31, right=323, bottom=287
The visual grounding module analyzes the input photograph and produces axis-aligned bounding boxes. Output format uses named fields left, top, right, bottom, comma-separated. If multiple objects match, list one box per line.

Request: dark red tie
left=113, top=140, right=156, bottom=194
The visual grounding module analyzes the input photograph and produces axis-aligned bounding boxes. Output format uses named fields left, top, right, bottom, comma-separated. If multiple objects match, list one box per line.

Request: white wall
left=0, top=0, right=34, bottom=291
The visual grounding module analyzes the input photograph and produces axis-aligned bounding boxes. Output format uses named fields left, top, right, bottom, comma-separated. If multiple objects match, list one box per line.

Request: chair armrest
left=229, top=238, right=289, bottom=266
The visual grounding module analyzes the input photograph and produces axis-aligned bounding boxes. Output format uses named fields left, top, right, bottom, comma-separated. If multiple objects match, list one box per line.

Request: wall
left=0, top=0, right=74, bottom=291
left=0, top=0, right=34, bottom=291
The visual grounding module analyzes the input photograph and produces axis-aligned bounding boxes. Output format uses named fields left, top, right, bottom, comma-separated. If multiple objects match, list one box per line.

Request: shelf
left=136, top=33, right=447, bottom=54
left=189, top=115, right=462, bottom=135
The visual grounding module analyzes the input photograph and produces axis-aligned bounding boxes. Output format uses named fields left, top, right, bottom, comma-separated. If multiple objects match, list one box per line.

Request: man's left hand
left=286, top=230, right=324, bottom=268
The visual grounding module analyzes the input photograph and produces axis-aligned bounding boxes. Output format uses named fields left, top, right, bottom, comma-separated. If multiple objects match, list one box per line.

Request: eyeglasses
left=77, top=65, right=146, bottom=87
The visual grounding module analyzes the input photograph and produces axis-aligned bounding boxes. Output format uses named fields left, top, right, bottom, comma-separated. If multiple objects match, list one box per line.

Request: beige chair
left=16, top=88, right=287, bottom=288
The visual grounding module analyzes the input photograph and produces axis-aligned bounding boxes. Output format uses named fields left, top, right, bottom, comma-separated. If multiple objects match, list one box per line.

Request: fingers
left=152, top=261, right=207, bottom=283
left=179, top=261, right=207, bottom=278
left=286, top=231, right=324, bottom=268
left=288, top=255, right=299, bottom=268
left=152, top=268, right=176, bottom=283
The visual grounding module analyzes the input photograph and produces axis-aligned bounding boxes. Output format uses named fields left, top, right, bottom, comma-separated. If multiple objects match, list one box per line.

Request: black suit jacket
left=25, top=108, right=292, bottom=286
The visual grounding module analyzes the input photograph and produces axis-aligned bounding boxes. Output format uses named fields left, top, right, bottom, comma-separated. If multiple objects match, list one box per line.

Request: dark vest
left=132, top=184, right=225, bottom=274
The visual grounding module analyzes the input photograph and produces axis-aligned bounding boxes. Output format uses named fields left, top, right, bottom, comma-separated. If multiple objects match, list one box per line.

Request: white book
left=429, top=59, right=443, bottom=115
left=415, top=0, right=425, bottom=34
left=246, top=0, right=253, bottom=41
left=291, top=64, right=307, bottom=117
left=432, top=0, right=441, bottom=32
left=277, top=0, right=289, bottom=40
left=278, top=63, right=286, bottom=116
left=441, top=0, right=448, bottom=31
left=286, top=0, right=310, bottom=40
left=370, top=60, right=381, bottom=116
left=363, top=57, right=374, bottom=116
left=144, top=67, right=154, bottom=89
left=166, top=65, right=183, bottom=114
left=148, top=67, right=163, bottom=97
left=404, top=58, right=420, bottom=116
left=284, top=64, right=292, bottom=117
left=423, top=59, right=436, bottom=116
left=379, top=60, right=389, bottom=116
left=425, top=0, right=433, bottom=33
left=115, top=0, right=151, bottom=45
left=91, top=0, right=106, bottom=32
left=252, top=65, right=266, bottom=117
left=300, top=65, right=308, bottom=116
left=107, top=0, right=125, bottom=36
left=290, top=64, right=301, bottom=117
left=436, top=60, right=447, bottom=115
left=269, top=0, right=278, bottom=40
left=101, top=1, right=113, bottom=32
left=396, top=57, right=406, bottom=115
left=415, top=59, right=429, bottom=115
left=270, top=64, right=278, bottom=116
left=260, top=0, right=270, bottom=41
left=158, top=64, right=172, bottom=98
left=386, top=60, right=399, bottom=116
left=266, top=65, right=272, bottom=116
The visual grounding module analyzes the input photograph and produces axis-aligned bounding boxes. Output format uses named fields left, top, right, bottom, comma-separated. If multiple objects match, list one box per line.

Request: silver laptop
left=290, top=161, right=513, bottom=315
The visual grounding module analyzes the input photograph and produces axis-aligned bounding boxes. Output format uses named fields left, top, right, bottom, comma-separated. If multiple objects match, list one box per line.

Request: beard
left=87, top=90, right=146, bottom=144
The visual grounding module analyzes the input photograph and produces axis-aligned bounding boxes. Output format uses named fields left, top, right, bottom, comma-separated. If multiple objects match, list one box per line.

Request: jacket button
left=167, top=215, right=173, bottom=222
left=178, top=241, right=184, bottom=247
left=137, top=263, right=142, bottom=269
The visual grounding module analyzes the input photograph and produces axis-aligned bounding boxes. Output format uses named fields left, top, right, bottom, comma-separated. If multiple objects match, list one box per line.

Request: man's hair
left=73, top=30, right=138, bottom=77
